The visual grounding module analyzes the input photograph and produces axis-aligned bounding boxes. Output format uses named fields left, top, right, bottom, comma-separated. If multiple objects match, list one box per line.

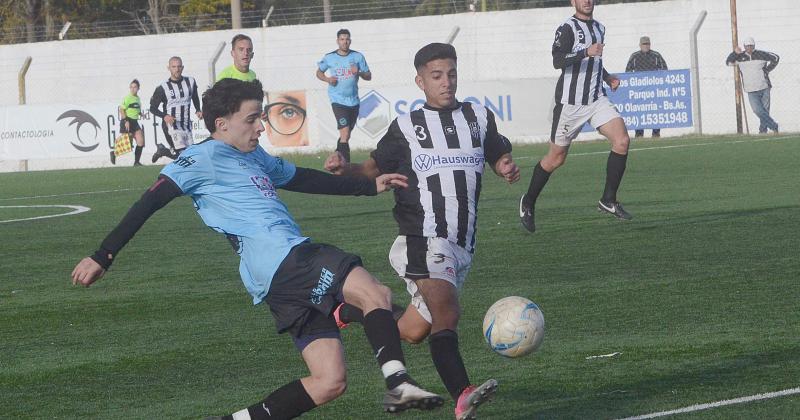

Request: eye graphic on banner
left=56, top=110, right=101, bottom=152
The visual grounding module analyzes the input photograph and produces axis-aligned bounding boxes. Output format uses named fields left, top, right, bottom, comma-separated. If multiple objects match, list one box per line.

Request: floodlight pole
left=231, top=0, right=242, bottom=29
left=730, top=0, right=743, bottom=134
left=689, top=10, right=707, bottom=135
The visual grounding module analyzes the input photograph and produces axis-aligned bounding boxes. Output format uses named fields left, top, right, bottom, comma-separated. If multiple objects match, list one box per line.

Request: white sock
left=381, top=359, right=406, bottom=378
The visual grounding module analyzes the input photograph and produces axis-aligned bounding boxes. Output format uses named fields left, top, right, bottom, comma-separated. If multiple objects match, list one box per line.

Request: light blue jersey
left=161, top=139, right=308, bottom=304
left=318, top=50, right=369, bottom=107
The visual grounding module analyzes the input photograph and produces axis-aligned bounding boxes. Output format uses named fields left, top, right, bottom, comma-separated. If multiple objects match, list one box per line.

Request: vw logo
left=414, top=154, right=433, bottom=172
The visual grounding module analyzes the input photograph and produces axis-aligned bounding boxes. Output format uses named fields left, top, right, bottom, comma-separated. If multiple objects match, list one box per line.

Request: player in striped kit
left=326, top=43, right=520, bottom=420
left=150, top=56, right=202, bottom=162
left=520, top=0, right=632, bottom=233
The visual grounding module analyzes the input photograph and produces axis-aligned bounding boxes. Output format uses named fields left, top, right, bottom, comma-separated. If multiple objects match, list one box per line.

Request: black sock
left=524, top=162, right=552, bottom=207
left=222, top=379, right=316, bottom=420
left=338, top=303, right=364, bottom=323
left=363, top=308, right=410, bottom=389
left=336, top=141, right=350, bottom=162
left=134, top=145, right=143, bottom=164
left=429, top=329, right=470, bottom=401
left=601, top=151, right=628, bottom=204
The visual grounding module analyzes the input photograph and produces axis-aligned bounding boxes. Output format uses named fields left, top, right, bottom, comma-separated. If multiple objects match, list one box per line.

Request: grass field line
left=616, top=386, right=800, bottom=419
left=515, top=134, right=795, bottom=159
left=0, top=187, right=140, bottom=201
left=0, top=204, right=90, bottom=223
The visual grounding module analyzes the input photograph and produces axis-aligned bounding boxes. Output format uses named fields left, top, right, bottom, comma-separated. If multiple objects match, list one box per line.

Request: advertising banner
left=607, top=69, right=693, bottom=130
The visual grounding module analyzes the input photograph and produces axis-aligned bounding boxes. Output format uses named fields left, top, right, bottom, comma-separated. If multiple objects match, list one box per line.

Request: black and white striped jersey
left=149, top=76, right=201, bottom=132
left=370, top=102, right=512, bottom=253
left=552, top=16, right=610, bottom=106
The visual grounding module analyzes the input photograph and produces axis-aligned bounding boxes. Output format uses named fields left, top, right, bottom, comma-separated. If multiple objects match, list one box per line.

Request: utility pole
left=323, top=0, right=332, bottom=23
left=231, top=0, right=242, bottom=29
left=729, top=0, right=743, bottom=134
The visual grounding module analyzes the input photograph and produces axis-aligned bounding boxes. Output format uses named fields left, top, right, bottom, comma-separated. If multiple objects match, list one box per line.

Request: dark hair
left=337, top=29, right=350, bottom=37
left=414, top=43, right=457, bottom=70
left=130, top=79, right=140, bottom=88
left=231, top=34, right=252, bottom=48
left=202, top=79, right=264, bottom=134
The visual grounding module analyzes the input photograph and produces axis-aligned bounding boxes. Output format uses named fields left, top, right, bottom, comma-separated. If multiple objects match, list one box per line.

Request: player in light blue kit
left=71, top=79, right=443, bottom=419
left=316, top=28, right=371, bottom=162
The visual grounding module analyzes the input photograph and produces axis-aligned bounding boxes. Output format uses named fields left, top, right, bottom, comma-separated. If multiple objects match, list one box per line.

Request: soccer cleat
left=383, top=382, right=444, bottom=413
left=333, top=303, right=349, bottom=329
left=133, top=162, right=143, bottom=167
left=519, top=195, right=535, bottom=233
left=597, top=200, right=633, bottom=220
left=455, top=379, right=499, bottom=420
left=109, top=151, right=116, bottom=165
left=152, top=144, right=168, bottom=163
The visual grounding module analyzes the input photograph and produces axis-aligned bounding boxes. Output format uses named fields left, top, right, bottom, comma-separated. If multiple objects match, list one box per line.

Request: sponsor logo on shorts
left=445, top=267, right=456, bottom=277
left=338, top=117, right=348, bottom=126
left=310, top=268, right=335, bottom=304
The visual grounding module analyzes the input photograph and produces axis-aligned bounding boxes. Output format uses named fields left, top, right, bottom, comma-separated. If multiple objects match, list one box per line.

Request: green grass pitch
left=1, top=134, right=798, bottom=419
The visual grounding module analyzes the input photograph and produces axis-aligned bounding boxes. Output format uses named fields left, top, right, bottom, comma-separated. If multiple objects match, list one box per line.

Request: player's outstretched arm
left=71, top=176, right=182, bottom=287
left=283, top=166, right=404, bottom=196
left=324, top=153, right=381, bottom=178
left=492, top=153, right=520, bottom=184
left=71, top=257, right=106, bottom=287
left=374, top=173, right=407, bottom=192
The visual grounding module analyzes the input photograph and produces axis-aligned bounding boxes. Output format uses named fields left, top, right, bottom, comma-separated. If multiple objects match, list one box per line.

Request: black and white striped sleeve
left=552, top=23, right=585, bottom=69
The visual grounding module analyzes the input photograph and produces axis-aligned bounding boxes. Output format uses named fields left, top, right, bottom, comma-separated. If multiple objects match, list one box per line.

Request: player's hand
left=71, top=257, right=106, bottom=288
left=324, top=152, right=346, bottom=174
left=734, top=46, right=743, bottom=54
left=164, top=115, right=176, bottom=125
left=494, top=154, right=520, bottom=184
left=350, top=64, right=359, bottom=75
left=375, top=173, right=408, bottom=193
left=586, top=43, right=604, bottom=57
left=124, top=120, right=130, bottom=131
left=607, top=76, right=621, bottom=91
left=327, top=76, right=338, bottom=86
left=195, top=111, right=203, bottom=120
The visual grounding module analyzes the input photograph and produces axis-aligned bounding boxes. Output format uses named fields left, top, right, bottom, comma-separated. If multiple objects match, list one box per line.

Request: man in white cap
left=726, top=37, right=780, bottom=133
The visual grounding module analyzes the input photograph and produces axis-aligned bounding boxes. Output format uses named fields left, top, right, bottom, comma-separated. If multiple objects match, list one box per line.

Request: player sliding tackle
left=71, top=78, right=444, bottom=419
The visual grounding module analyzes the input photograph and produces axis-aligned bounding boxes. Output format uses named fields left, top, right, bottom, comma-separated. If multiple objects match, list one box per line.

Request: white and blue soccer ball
left=482, top=296, right=545, bottom=358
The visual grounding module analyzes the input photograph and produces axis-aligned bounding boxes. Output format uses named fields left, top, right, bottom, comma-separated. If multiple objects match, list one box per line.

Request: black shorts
left=331, top=103, right=359, bottom=130
left=265, top=242, right=362, bottom=338
left=120, top=118, right=141, bottom=134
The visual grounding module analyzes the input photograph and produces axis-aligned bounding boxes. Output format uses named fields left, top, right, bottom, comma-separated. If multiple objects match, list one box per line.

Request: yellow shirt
left=217, top=65, right=257, bottom=82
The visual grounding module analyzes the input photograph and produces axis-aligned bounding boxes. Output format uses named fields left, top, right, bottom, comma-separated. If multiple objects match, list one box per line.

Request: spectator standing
left=726, top=37, right=780, bottom=134
left=626, top=36, right=668, bottom=138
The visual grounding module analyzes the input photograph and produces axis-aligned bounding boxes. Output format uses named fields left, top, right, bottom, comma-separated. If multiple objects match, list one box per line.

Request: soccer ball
left=482, top=296, right=545, bottom=358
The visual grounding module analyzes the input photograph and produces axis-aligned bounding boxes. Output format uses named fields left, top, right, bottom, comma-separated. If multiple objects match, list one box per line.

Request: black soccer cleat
left=597, top=200, right=633, bottom=220
left=519, top=195, right=535, bottom=233
left=151, top=144, right=168, bottom=163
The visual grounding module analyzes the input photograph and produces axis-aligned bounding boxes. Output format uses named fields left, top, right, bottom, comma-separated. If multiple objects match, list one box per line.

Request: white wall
left=0, top=0, right=797, bottom=171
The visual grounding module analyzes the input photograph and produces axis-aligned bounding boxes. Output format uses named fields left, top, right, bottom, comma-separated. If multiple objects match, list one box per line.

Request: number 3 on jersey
left=414, top=124, right=428, bottom=141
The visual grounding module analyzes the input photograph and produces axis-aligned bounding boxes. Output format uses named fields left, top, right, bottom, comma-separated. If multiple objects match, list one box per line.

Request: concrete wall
left=0, top=0, right=797, bottom=170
